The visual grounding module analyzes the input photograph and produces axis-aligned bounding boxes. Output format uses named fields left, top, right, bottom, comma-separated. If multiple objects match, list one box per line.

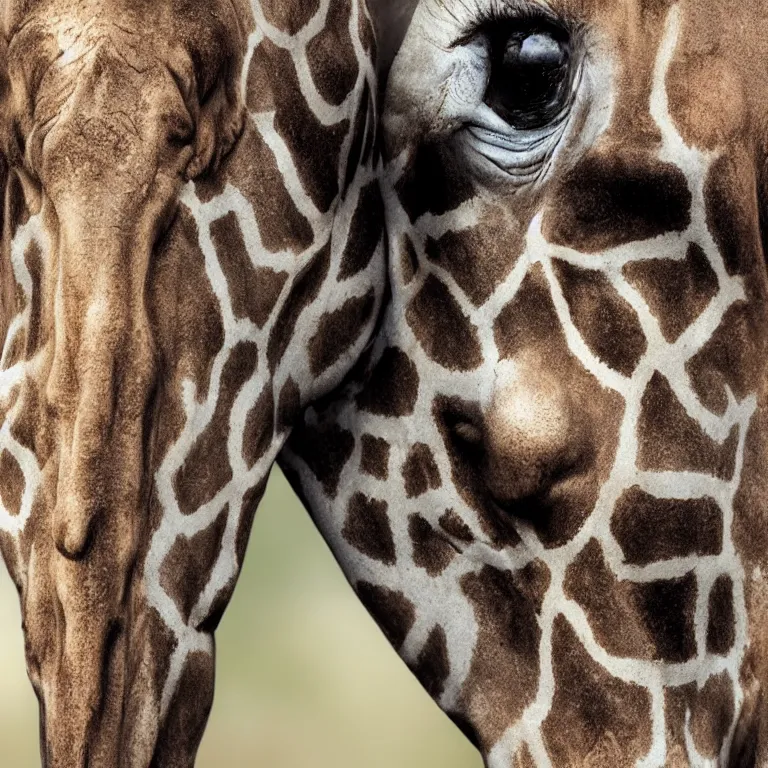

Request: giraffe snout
left=483, top=361, right=584, bottom=505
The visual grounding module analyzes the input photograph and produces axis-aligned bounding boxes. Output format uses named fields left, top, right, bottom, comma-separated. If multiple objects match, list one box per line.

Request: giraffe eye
left=485, top=24, right=572, bottom=130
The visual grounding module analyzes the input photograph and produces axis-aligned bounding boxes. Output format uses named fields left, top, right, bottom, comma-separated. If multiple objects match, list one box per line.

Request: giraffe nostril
left=452, top=421, right=484, bottom=450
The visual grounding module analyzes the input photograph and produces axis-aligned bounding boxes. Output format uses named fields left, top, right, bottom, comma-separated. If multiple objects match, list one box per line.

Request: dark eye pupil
left=486, top=27, right=572, bottom=130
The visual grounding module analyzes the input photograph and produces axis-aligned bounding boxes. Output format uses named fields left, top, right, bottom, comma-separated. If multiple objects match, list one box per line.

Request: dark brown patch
left=632, top=575, right=698, bottom=663
left=306, top=0, right=358, bottom=106
left=235, top=478, right=269, bottom=575
left=554, top=259, right=646, bottom=376
left=356, top=346, right=419, bottom=416
left=690, top=672, right=735, bottom=758
left=705, top=153, right=759, bottom=276
left=0, top=448, right=24, bottom=516
left=402, top=443, right=441, bottom=498
left=287, top=420, right=354, bottom=497
left=408, top=514, right=456, bottom=576
left=494, top=263, right=560, bottom=360
left=356, top=582, right=415, bottom=649
left=214, top=120, right=313, bottom=252
left=395, top=143, right=475, bottom=223
left=159, top=507, right=228, bottom=623
left=623, top=243, right=718, bottom=342
left=707, top=575, right=735, bottom=656
left=400, top=234, right=419, bottom=284
left=24, top=239, right=42, bottom=355
left=424, top=211, right=521, bottom=306
left=260, top=0, right=320, bottom=37
left=458, top=562, right=549, bottom=751
left=243, top=385, right=275, bottom=468
left=265, top=39, right=349, bottom=212
left=439, top=509, right=475, bottom=544
left=339, top=181, right=384, bottom=279
left=359, top=434, right=390, bottom=480
left=267, top=243, right=331, bottom=372
left=151, top=651, right=214, bottom=767
left=342, top=493, right=395, bottom=564
left=542, top=616, right=652, bottom=767
left=407, top=275, right=482, bottom=371
left=542, top=150, right=691, bottom=253
left=686, top=301, right=761, bottom=416
left=150, top=206, right=225, bottom=421
left=210, top=211, right=288, bottom=328
left=276, top=378, right=302, bottom=433
left=411, top=625, right=450, bottom=699
left=173, top=342, right=258, bottom=515
left=637, top=372, right=738, bottom=479
left=565, top=539, right=697, bottom=661
left=308, top=289, right=376, bottom=376
left=611, top=487, right=723, bottom=566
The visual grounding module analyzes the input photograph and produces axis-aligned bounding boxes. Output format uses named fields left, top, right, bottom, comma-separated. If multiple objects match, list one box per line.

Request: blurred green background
left=0, top=469, right=481, bottom=767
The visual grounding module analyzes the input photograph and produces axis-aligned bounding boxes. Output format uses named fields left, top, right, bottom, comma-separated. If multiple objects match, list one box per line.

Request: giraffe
left=282, top=0, right=768, bottom=765
left=0, top=0, right=383, bottom=764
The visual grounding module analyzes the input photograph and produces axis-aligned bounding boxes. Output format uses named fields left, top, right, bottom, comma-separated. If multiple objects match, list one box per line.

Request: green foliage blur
left=0, top=469, right=481, bottom=767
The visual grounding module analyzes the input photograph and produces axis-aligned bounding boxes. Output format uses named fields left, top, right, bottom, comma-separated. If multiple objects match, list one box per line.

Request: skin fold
left=0, top=0, right=383, bottom=765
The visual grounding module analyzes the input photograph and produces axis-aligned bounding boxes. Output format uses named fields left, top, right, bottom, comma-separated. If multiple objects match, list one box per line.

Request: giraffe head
left=285, top=0, right=768, bottom=764
left=0, top=0, right=382, bottom=765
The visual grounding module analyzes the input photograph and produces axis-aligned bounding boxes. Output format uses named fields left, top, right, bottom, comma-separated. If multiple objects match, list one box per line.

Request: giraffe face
left=285, top=1, right=768, bottom=765
left=0, top=0, right=381, bottom=765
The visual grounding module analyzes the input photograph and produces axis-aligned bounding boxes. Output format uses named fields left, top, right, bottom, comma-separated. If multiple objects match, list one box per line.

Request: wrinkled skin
left=0, top=0, right=382, bottom=765
left=284, top=0, right=768, bottom=765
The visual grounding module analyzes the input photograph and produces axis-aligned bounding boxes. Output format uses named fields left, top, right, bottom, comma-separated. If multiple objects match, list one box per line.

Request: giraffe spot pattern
left=553, top=258, right=647, bottom=376
left=424, top=209, right=522, bottom=307
left=173, top=341, right=258, bottom=515
left=0, top=449, right=24, bottom=516
left=359, top=433, right=390, bottom=480
left=637, top=371, right=738, bottom=479
left=395, top=143, right=475, bottom=223
left=243, top=385, right=275, bottom=468
left=265, top=40, right=349, bottom=213
left=23, top=239, right=42, bottom=356
left=542, top=616, right=653, bottom=767
left=565, top=538, right=697, bottom=661
left=408, top=514, right=456, bottom=576
left=542, top=150, right=691, bottom=253
left=611, top=487, right=723, bottom=566
left=343, top=492, right=395, bottom=565
left=438, top=509, right=475, bottom=544
left=210, top=211, right=289, bottom=328
left=401, top=442, right=441, bottom=498
left=407, top=275, right=482, bottom=371
left=276, top=377, right=302, bottom=434
left=689, top=671, right=736, bottom=758
left=267, top=242, right=331, bottom=373
left=706, top=574, right=735, bottom=655
left=260, top=0, right=320, bottom=36
left=209, top=121, right=313, bottom=253
left=308, top=289, right=376, bottom=376
left=399, top=234, right=419, bottom=284
left=410, top=624, right=450, bottom=699
left=343, top=81, right=372, bottom=194
left=287, top=419, right=355, bottom=498
left=623, top=242, right=719, bottom=343
left=459, top=562, right=549, bottom=751
left=152, top=650, right=214, bottom=767
left=705, top=153, right=760, bottom=277
left=355, top=582, right=415, bottom=650
left=159, top=506, right=228, bottom=625
left=356, top=346, right=419, bottom=417
left=338, top=181, right=384, bottom=280
left=306, top=0, right=359, bottom=106
left=686, top=300, right=762, bottom=416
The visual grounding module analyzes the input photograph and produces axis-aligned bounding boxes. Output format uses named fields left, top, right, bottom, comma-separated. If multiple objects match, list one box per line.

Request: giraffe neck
left=0, top=0, right=384, bottom=764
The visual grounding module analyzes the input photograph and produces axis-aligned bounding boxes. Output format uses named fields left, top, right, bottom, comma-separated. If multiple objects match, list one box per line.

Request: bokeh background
left=0, top=469, right=481, bottom=767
